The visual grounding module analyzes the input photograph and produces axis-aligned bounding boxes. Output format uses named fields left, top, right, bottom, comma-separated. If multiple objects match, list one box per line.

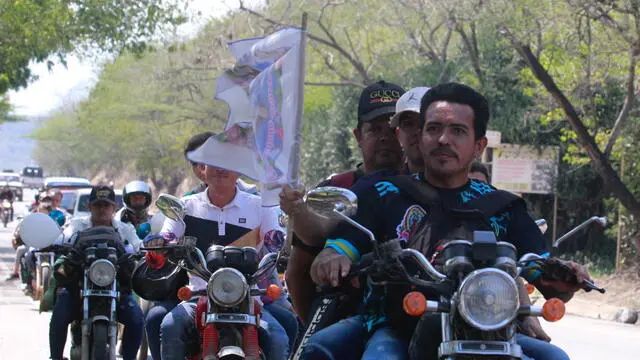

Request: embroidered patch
left=395, top=205, right=427, bottom=242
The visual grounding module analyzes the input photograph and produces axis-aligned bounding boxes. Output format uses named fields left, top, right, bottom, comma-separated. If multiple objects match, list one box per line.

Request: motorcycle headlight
left=207, top=268, right=248, bottom=307
left=88, top=259, right=117, bottom=287
left=458, top=268, right=519, bottom=331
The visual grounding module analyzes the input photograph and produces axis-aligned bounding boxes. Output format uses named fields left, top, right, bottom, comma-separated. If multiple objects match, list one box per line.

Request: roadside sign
left=491, top=144, right=559, bottom=194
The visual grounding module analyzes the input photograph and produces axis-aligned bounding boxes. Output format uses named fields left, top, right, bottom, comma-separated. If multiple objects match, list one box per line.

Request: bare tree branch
left=238, top=0, right=372, bottom=84
left=604, top=48, right=639, bottom=155
left=455, top=20, right=484, bottom=86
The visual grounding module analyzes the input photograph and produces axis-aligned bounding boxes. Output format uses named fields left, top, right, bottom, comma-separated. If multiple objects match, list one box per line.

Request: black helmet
left=131, top=254, right=188, bottom=301
left=123, top=181, right=152, bottom=212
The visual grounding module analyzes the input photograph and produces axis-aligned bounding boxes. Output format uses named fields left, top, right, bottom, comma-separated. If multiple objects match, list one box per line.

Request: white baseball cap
left=389, top=86, right=431, bottom=127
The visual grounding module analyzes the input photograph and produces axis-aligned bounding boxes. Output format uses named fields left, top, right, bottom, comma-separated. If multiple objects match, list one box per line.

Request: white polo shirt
left=160, top=187, right=284, bottom=291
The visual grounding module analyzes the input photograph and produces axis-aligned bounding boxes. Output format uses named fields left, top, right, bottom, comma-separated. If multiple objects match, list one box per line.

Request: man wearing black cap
left=49, top=185, right=144, bottom=360
left=58, top=185, right=140, bottom=250
left=282, top=80, right=405, bottom=323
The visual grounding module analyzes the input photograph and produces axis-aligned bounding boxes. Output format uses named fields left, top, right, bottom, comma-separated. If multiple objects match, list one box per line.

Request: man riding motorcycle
left=49, top=185, right=144, bottom=360
left=302, top=83, right=586, bottom=360
left=1, top=184, right=15, bottom=222
left=146, top=162, right=296, bottom=360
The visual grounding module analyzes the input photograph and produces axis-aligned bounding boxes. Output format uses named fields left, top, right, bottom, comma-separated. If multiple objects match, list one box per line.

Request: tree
left=0, top=0, right=187, bottom=98
left=489, top=0, right=640, bottom=219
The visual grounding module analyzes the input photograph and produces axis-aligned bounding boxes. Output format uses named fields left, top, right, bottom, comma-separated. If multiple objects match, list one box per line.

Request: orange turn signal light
left=266, top=284, right=281, bottom=300
left=177, top=286, right=193, bottom=302
left=542, top=298, right=565, bottom=322
left=525, top=283, right=535, bottom=295
left=403, top=291, right=427, bottom=316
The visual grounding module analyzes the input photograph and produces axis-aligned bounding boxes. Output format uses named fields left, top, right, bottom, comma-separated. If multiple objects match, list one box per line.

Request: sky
left=7, top=0, right=250, bottom=117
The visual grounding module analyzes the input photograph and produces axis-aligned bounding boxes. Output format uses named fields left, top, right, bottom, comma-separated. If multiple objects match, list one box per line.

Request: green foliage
left=0, top=0, right=187, bottom=96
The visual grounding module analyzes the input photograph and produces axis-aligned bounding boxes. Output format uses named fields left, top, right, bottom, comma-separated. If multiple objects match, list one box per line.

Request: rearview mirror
left=19, top=213, right=63, bottom=249
left=304, top=186, right=357, bottom=221
left=155, top=194, right=186, bottom=221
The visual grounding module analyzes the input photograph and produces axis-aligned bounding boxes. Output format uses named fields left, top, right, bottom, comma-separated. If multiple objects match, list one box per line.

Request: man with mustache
left=302, top=83, right=586, bottom=360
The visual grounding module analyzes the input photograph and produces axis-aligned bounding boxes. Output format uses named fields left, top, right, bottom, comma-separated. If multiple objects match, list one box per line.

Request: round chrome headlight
left=458, top=268, right=519, bottom=331
left=88, top=259, right=117, bottom=287
left=207, top=268, right=248, bottom=307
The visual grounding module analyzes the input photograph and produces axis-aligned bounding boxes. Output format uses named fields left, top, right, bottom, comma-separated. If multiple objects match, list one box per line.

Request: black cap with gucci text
left=357, top=80, right=405, bottom=123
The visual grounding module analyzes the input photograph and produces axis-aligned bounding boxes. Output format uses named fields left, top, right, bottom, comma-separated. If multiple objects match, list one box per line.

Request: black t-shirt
left=325, top=175, right=547, bottom=262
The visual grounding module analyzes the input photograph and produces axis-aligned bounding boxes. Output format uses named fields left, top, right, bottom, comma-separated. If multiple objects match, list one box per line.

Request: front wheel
left=91, top=322, right=109, bottom=360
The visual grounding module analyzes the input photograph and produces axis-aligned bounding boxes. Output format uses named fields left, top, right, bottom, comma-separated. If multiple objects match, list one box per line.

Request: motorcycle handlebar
left=400, top=248, right=447, bottom=281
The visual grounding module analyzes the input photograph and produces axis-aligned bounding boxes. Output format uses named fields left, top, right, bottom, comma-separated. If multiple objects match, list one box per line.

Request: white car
left=44, top=176, right=92, bottom=189
left=72, top=188, right=124, bottom=219
left=0, top=171, right=24, bottom=201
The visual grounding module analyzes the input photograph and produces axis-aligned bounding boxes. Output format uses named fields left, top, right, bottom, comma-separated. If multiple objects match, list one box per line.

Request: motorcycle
left=33, top=250, right=55, bottom=301
left=294, top=186, right=605, bottom=360
left=19, top=212, right=137, bottom=360
left=141, top=194, right=281, bottom=360
left=1, top=199, right=11, bottom=227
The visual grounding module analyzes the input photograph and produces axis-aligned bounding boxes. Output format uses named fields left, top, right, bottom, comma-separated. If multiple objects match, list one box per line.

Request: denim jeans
left=264, top=302, right=299, bottom=353
left=145, top=298, right=180, bottom=360
left=517, top=333, right=571, bottom=360
left=49, top=288, right=144, bottom=360
left=161, top=301, right=292, bottom=360
left=301, top=315, right=408, bottom=360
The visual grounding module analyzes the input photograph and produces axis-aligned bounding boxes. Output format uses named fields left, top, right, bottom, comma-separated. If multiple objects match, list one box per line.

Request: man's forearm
left=286, top=246, right=316, bottom=324
left=291, top=209, right=332, bottom=248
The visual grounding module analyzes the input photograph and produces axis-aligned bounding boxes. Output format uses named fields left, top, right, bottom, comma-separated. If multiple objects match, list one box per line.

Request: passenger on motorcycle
left=49, top=185, right=144, bottom=360
left=468, top=159, right=490, bottom=183
left=146, top=163, right=296, bottom=360
left=282, top=81, right=406, bottom=323
left=117, top=180, right=153, bottom=238
left=303, top=83, right=588, bottom=360
left=183, top=131, right=259, bottom=196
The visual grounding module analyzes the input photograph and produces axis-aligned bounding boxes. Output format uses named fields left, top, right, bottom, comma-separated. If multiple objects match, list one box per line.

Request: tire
left=91, top=322, right=109, bottom=360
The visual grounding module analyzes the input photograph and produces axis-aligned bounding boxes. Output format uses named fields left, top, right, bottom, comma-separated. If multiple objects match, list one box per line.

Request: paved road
left=0, top=190, right=71, bottom=358
left=1, top=191, right=638, bottom=359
